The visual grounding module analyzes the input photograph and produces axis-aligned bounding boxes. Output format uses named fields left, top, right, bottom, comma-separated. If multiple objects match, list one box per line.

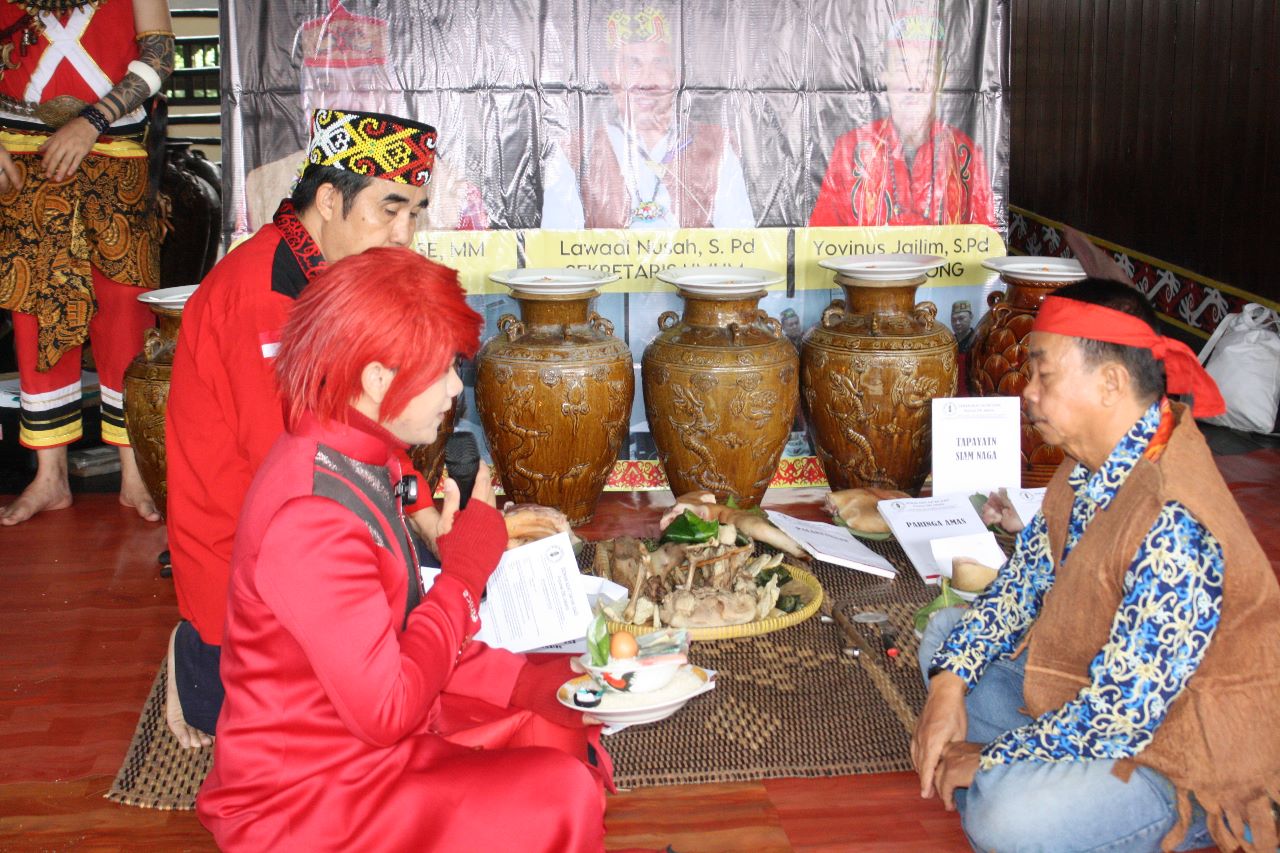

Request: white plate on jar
left=818, top=254, right=946, bottom=280
left=982, top=256, right=1087, bottom=283
left=137, top=284, right=198, bottom=310
left=656, top=266, right=782, bottom=296
left=488, top=268, right=620, bottom=296
left=557, top=665, right=715, bottom=726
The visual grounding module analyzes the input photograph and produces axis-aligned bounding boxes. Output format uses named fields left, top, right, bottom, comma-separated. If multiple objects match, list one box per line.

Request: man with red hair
left=164, top=108, right=437, bottom=748
left=197, top=247, right=607, bottom=852
left=912, top=278, right=1280, bottom=852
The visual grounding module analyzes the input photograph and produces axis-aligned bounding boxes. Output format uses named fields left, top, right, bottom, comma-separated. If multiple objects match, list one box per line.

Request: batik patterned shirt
left=932, top=400, right=1224, bottom=768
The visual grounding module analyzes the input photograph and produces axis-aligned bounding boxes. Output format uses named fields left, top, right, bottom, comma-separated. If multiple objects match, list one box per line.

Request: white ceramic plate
left=982, top=256, right=1087, bottom=283
left=488, top=268, right=620, bottom=296
left=656, top=266, right=782, bottom=296
left=557, top=665, right=713, bottom=726
left=818, top=254, right=946, bottom=280
left=137, top=284, right=198, bottom=310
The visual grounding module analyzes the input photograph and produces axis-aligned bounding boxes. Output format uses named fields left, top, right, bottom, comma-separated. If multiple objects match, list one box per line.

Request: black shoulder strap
left=312, top=444, right=420, bottom=627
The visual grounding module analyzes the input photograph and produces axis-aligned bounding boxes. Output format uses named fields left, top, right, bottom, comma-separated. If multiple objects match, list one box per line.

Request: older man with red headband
left=912, top=278, right=1280, bottom=852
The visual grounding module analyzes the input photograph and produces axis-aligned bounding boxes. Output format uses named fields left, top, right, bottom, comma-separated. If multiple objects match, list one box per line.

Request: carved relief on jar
left=801, top=266, right=957, bottom=493
left=641, top=275, right=797, bottom=507
left=474, top=287, right=633, bottom=525
left=969, top=258, right=1087, bottom=485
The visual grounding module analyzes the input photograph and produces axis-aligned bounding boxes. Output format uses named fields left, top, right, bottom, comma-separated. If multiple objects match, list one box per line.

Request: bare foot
left=0, top=448, right=72, bottom=526
left=118, top=447, right=161, bottom=522
left=165, top=625, right=213, bottom=750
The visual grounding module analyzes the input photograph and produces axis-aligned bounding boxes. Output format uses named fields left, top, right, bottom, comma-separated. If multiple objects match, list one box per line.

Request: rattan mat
left=108, top=540, right=938, bottom=808
left=589, top=539, right=938, bottom=789
left=106, top=658, right=213, bottom=809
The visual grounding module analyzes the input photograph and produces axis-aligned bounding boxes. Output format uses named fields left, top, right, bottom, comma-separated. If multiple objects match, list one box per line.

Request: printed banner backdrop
left=221, top=0, right=1010, bottom=475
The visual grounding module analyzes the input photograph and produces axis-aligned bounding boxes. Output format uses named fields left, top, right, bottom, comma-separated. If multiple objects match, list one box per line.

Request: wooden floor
left=2, top=446, right=1277, bottom=851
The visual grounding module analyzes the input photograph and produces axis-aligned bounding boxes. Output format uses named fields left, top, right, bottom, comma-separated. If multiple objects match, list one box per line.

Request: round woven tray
left=606, top=563, right=825, bottom=641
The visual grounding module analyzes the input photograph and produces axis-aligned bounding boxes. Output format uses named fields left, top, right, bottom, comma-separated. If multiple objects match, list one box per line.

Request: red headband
left=1032, top=296, right=1226, bottom=418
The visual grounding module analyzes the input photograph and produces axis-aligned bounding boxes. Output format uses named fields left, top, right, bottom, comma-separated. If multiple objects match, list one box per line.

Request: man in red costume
left=164, top=108, right=436, bottom=748
left=809, top=11, right=995, bottom=228
left=0, top=0, right=174, bottom=524
left=197, top=247, right=608, bottom=851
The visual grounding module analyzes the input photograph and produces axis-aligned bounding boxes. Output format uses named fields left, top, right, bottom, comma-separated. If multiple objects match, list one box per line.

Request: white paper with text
left=764, top=510, right=896, bottom=578
left=877, top=495, right=990, bottom=583
left=1005, top=487, right=1047, bottom=528
left=931, top=397, right=1022, bottom=496
left=472, top=533, right=593, bottom=653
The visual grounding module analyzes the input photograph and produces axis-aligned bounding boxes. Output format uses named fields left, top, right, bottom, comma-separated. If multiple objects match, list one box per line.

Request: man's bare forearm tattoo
left=97, top=32, right=175, bottom=122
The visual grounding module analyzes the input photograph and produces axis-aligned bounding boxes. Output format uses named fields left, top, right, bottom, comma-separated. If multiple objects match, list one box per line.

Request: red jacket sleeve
left=255, top=496, right=477, bottom=748
left=967, top=140, right=998, bottom=229
left=809, top=132, right=856, bottom=227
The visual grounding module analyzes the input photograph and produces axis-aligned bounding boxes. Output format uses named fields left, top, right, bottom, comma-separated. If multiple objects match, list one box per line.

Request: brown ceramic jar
left=968, top=263, right=1084, bottom=486
left=641, top=289, right=797, bottom=507
left=801, top=272, right=957, bottom=493
left=474, top=290, right=633, bottom=525
left=123, top=304, right=182, bottom=516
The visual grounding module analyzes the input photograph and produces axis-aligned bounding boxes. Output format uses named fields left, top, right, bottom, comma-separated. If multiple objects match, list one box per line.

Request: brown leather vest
left=1027, top=404, right=1280, bottom=851
left=569, top=122, right=724, bottom=228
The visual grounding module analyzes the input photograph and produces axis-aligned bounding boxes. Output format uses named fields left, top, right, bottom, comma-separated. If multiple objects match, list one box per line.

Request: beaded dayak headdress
left=605, top=7, right=671, bottom=50
left=305, top=108, right=437, bottom=187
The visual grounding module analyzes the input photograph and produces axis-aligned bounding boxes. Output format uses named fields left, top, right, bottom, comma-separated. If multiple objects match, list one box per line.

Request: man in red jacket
left=164, top=108, right=435, bottom=747
left=198, top=247, right=607, bottom=851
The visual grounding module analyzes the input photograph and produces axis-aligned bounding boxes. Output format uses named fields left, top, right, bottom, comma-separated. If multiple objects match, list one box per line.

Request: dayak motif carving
left=802, top=273, right=957, bottom=492
left=475, top=289, right=633, bottom=524
left=968, top=273, right=1076, bottom=485
left=642, top=289, right=797, bottom=507
left=124, top=306, right=184, bottom=516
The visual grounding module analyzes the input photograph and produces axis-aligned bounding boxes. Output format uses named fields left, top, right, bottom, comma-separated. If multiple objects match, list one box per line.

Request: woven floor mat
left=106, top=657, right=212, bottom=810
left=108, top=540, right=942, bottom=806
left=583, top=539, right=940, bottom=789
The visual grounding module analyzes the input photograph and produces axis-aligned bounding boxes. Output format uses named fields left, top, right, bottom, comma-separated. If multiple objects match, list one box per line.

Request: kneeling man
left=914, top=278, right=1280, bottom=852
left=197, top=248, right=608, bottom=851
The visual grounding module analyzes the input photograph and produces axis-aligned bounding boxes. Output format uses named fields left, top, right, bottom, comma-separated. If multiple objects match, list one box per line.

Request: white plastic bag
left=1197, top=303, right=1280, bottom=433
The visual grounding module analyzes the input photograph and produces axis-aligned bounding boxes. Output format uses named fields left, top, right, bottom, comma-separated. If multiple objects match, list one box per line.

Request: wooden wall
left=1009, top=0, right=1278, bottom=301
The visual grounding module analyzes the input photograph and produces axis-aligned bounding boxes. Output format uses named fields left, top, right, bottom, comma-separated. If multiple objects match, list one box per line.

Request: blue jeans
left=917, top=607, right=1213, bottom=853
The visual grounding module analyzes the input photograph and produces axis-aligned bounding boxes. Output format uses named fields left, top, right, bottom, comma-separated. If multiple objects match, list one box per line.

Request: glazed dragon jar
left=969, top=257, right=1087, bottom=486
left=641, top=269, right=797, bottom=508
left=123, top=304, right=183, bottom=514
left=475, top=277, right=633, bottom=525
left=801, top=260, right=957, bottom=493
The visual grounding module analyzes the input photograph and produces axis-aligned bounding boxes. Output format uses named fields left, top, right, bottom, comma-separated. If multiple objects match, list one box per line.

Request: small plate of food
left=578, top=623, right=689, bottom=694
left=656, top=266, right=783, bottom=297
left=557, top=666, right=715, bottom=726
left=818, top=254, right=946, bottom=281
left=137, top=284, right=198, bottom=310
left=981, top=256, right=1087, bottom=284
left=488, top=268, right=620, bottom=296
left=944, top=558, right=1000, bottom=602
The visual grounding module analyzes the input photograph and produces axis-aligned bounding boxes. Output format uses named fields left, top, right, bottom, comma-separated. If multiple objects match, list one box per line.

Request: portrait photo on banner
left=222, top=0, right=1010, bottom=463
